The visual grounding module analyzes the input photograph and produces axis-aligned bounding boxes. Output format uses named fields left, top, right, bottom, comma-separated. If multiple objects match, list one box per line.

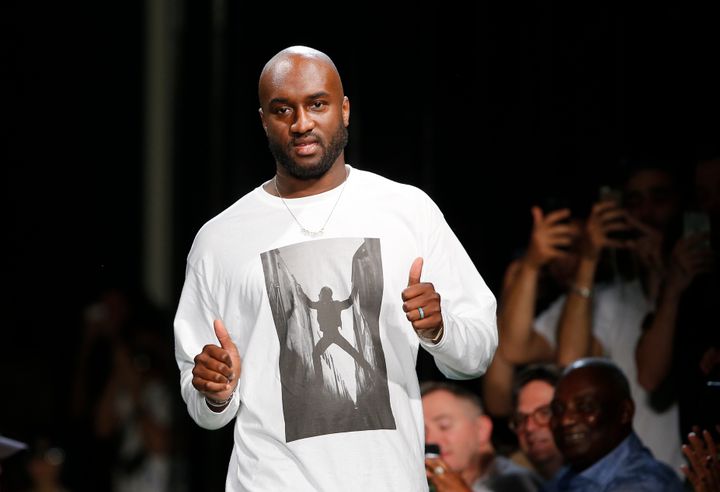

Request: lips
left=561, top=431, right=587, bottom=446
left=292, top=138, right=320, bottom=156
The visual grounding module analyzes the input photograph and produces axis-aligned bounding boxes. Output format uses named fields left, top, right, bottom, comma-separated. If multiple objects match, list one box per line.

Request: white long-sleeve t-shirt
left=174, top=165, right=498, bottom=491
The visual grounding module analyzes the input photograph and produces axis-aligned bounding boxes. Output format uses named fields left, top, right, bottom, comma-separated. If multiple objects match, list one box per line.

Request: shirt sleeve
left=532, top=294, right=567, bottom=350
left=174, top=260, right=240, bottom=430
left=418, top=196, right=498, bottom=380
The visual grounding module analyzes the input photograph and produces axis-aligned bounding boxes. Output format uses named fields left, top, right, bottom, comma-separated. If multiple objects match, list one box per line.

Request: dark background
left=3, top=2, right=718, bottom=491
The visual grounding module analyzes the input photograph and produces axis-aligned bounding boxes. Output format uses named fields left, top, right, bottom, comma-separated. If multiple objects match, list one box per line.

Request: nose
left=425, top=428, right=447, bottom=453
left=559, top=408, right=577, bottom=428
left=525, top=415, right=540, bottom=432
left=291, top=106, right=315, bottom=134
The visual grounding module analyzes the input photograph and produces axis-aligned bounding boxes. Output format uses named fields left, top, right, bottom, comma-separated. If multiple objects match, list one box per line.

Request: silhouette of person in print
left=295, top=281, right=373, bottom=382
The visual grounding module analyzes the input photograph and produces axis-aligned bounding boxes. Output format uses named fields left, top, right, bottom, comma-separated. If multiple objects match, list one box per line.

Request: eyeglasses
left=509, top=404, right=552, bottom=431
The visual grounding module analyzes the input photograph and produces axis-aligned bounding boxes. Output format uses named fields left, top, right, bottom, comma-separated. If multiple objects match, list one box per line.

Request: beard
left=268, top=122, right=348, bottom=180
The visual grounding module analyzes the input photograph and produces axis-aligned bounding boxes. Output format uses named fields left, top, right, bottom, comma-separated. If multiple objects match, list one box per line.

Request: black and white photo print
left=261, top=238, right=396, bottom=442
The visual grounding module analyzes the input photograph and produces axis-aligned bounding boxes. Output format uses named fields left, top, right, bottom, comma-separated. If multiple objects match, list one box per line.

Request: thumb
left=531, top=206, right=544, bottom=226
left=408, top=257, right=424, bottom=286
left=213, top=319, right=235, bottom=350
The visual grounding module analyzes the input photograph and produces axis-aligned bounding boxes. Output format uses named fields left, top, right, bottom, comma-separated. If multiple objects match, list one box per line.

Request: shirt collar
left=555, top=432, right=639, bottom=488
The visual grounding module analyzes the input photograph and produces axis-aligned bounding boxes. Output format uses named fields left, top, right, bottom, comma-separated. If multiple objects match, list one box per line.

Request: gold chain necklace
left=273, top=168, right=349, bottom=237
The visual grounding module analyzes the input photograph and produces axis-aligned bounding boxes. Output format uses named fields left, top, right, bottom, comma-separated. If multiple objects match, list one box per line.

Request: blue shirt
left=473, top=455, right=543, bottom=492
left=544, top=432, right=684, bottom=492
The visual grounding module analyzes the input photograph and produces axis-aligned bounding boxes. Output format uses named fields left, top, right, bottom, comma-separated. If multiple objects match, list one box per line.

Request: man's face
left=550, top=368, right=626, bottom=470
left=422, top=390, right=489, bottom=474
left=258, top=55, right=350, bottom=179
left=514, top=380, right=561, bottom=467
left=623, top=169, right=680, bottom=231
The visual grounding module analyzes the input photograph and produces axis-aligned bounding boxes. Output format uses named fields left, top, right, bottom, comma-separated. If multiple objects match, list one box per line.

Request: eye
left=577, top=402, right=598, bottom=414
left=274, top=106, right=291, bottom=115
left=550, top=401, right=564, bottom=415
left=537, top=406, right=553, bottom=418
left=310, top=101, right=326, bottom=110
left=575, top=397, right=600, bottom=414
left=436, top=418, right=453, bottom=432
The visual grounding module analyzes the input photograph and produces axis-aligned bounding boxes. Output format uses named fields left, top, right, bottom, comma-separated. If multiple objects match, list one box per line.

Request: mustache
left=291, top=132, right=322, bottom=145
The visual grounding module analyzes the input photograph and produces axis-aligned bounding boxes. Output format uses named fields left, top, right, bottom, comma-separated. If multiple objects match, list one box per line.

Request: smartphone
left=598, top=185, right=640, bottom=241
left=424, top=443, right=441, bottom=458
left=683, top=211, right=711, bottom=237
left=540, top=195, right=572, bottom=214
left=684, top=211, right=712, bottom=250
left=599, top=185, right=622, bottom=205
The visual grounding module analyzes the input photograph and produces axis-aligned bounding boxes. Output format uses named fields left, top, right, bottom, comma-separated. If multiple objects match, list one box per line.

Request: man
left=636, top=153, right=719, bottom=440
left=546, top=357, right=684, bottom=491
left=509, top=364, right=563, bottom=483
left=173, top=46, right=498, bottom=491
left=422, top=381, right=538, bottom=492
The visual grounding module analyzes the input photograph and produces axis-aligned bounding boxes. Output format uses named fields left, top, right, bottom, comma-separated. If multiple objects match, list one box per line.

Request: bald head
left=561, top=357, right=632, bottom=401
left=551, top=357, right=634, bottom=471
left=258, top=46, right=343, bottom=105
left=257, top=45, right=350, bottom=180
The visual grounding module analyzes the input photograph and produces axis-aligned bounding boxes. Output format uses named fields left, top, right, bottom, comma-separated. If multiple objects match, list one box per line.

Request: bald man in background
left=546, top=358, right=683, bottom=492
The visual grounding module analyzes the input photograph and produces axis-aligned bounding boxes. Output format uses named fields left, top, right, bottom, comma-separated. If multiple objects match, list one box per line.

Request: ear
left=342, top=96, right=350, bottom=127
left=620, top=398, right=634, bottom=425
left=258, top=107, right=268, bottom=135
left=476, top=414, right=493, bottom=444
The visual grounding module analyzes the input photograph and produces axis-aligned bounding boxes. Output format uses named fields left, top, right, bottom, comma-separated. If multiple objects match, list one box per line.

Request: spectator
left=681, top=425, right=720, bottom=492
left=636, top=153, right=719, bottom=440
left=547, top=357, right=684, bottom=492
left=509, top=364, right=563, bottom=483
left=483, top=202, right=582, bottom=418
left=422, top=381, right=539, bottom=492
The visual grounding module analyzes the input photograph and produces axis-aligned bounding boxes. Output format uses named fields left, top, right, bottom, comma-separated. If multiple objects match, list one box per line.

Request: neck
left=270, top=161, right=348, bottom=198
left=535, top=454, right=564, bottom=480
left=463, top=451, right=495, bottom=487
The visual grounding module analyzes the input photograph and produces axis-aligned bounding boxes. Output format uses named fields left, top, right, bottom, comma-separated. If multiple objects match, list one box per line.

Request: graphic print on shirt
left=260, top=237, right=395, bottom=442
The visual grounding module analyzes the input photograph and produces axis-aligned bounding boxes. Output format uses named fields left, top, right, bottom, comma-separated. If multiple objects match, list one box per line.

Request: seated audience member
left=547, top=357, right=684, bottom=492
left=421, top=381, right=539, bottom=492
left=681, top=424, right=720, bottom=492
left=509, top=364, right=563, bottom=484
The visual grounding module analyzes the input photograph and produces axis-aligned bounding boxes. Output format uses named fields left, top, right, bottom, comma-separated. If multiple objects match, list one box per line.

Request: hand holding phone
left=597, top=185, right=640, bottom=242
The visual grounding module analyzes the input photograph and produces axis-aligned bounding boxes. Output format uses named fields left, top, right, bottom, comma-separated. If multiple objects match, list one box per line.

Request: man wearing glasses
left=510, top=364, right=564, bottom=484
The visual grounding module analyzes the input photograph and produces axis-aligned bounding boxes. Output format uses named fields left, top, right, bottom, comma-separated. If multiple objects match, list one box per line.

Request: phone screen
left=683, top=211, right=712, bottom=250
left=683, top=211, right=711, bottom=237
left=425, top=443, right=441, bottom=458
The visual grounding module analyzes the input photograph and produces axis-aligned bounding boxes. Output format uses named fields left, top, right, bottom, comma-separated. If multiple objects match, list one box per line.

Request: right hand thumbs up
left=192, top=319, right=242, bottom=403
